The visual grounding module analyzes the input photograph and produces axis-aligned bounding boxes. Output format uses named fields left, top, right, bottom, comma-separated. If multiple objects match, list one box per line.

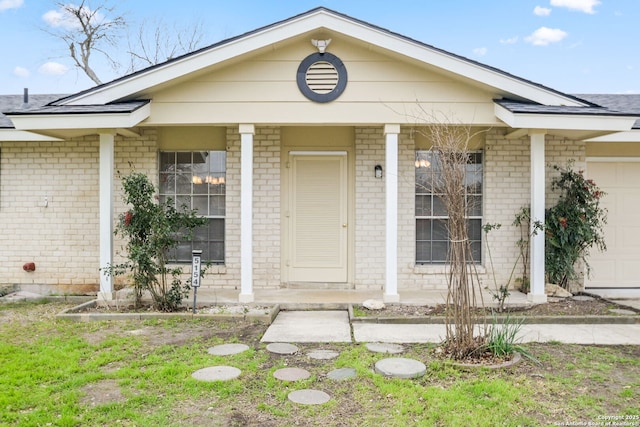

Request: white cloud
left=525, top=27, right=568, bottom=46
left=13, top=66, right=30, bottom=77
left=550, top=0, right=600, bottom=14
left=42, top=9, right=77, bottom=30
left=500, top=36, right=519, bottom=45
left=0, top=0, right=23, bottom=12
left=473, top=47, right=487, bottom=56
left=43, top=5, right=106, bottom=30
left=38, top=62, right=69, bottom=75
left=534, top=6, right=552, bottom=16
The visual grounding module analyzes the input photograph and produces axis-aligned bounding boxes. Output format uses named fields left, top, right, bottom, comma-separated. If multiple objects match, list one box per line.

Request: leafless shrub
left=415, top=110, right=486, bottom=360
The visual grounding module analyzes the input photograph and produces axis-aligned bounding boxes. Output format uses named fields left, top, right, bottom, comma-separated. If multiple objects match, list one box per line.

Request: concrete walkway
left=352, top=322, right=640, bottom=345
left=261, top=310, right=352, bottom=343
left=263, top=310, right=640, bottom=345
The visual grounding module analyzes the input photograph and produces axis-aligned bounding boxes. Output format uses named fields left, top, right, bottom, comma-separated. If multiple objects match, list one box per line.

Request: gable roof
left=2, top=7, right=638, bottom=137
left=52, top=7, right=589, bottom=108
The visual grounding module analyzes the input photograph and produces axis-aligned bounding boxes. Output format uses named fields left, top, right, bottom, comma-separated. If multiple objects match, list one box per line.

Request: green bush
left=106, top=172, right=207, bottom=311
left=545, top=163, right=607, bottom=289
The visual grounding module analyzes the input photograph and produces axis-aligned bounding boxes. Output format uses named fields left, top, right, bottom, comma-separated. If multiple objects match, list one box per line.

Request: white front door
left=586, top=160, right=640, bottom=288
left=287, top=152, right=348, bottom=283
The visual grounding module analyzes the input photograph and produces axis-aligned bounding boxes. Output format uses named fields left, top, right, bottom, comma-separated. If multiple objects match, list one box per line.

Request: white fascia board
left=62, top=14, right=339, bottom=105
left=60, top=10, right=584, bottom=108
left=585, top=130, right=640, bottom=142
left=495, top=103, right=637, bottom=132
left=0, top=129, right=64, bottom=141
left=8, top=103, right=150, bottom=130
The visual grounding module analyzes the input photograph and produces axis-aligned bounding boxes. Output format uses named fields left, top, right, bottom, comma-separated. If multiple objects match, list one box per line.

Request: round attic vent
left=305, top=61, right=339, bottom=94
left=297, top=52, right=347, bottom=103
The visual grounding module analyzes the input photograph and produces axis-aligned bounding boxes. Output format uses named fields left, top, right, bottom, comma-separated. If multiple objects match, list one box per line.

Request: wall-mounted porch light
left=374, top=164, right=383, bottom=179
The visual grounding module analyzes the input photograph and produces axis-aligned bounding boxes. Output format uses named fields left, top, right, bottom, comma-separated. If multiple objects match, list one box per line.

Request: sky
left=0, top=0, right=639, bottom=96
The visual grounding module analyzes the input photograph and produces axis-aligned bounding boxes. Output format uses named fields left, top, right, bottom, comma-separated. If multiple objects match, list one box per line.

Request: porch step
left=283, top=282, right=353, bottom=291
left=260, top=310, right=352, bottom=343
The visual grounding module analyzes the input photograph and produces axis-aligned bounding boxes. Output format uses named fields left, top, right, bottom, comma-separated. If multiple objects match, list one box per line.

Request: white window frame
left=415, top=150, right=483, bottom=264
left=159, top=151, right=226, bottom=264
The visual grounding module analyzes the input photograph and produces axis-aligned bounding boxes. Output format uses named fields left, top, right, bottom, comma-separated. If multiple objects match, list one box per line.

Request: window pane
left=159, top=172, right=174, bottom=193
left=193, top=195, right=208, bottom=215
left=466, top=195, right=482, bottom=217
left=468, top=219, right=482, bottom=241
left=470, top=241, right=481, bottom=263
left=176, top=152, right=192, bottom=169
left=416, top=241, right=431, bottom=263
left=433, top=195, right=447, bottom=216
left=416, top=219, right=431, bottom=240
left=160, top=152, right=175, bottom=171
left=193, top=177, right=208, bottom=194
left=172, top=243, right=192, bottom=263
left=432, top=219, right=448, bottom=240
left=209, top=195, right=225, bottom=216
left=431, top=241, right=449, bottom=263
left=176, top=195, right=190, bottom=210
left=415, top=195, right=432, bottom=217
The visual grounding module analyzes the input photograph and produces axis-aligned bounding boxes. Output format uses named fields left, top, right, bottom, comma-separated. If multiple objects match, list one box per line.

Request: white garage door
left=586, top=160, right=640, bottom=288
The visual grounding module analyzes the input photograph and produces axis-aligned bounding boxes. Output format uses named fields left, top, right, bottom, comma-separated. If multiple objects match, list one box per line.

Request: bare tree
left=126, top=18, right=206, bottom=73
left=43, top=1, right=207, bottom=85
left=415, top=111, right=487, bottom=360
left=44, top=0, right=126, bottom=85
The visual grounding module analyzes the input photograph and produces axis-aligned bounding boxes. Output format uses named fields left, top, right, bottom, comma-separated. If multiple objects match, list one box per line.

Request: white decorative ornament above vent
left=311, top=38, right=332, bottom=53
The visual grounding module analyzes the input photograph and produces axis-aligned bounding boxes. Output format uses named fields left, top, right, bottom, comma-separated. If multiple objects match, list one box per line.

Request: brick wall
left=252, top=127, right=281, bottom=289
left=0, top=138, right=100, bottom=293
left=0, top=131, right=158, bottom=293
left=0, top=126, right=587, bottom=294
left=354, top=127, right=386, bottom=290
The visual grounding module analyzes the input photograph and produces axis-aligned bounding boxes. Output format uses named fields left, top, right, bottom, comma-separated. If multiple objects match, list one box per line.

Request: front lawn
left=1, top=301, right=638, bottom=426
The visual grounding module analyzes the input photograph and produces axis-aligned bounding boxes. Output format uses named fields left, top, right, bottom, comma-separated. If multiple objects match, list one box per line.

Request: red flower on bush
left=124, top=211, right=133, bottom=227
left=558, top=217, right=568, bottom=228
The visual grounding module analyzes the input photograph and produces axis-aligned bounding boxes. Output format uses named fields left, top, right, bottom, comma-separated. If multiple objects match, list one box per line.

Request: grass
left=0, top=301, right=639, bottom=426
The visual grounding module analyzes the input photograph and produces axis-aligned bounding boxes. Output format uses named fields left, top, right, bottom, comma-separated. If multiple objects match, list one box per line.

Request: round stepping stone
left=572, top=295, right=595, bottom=301
left=327, top=367, right=357, bottom=381
left=266, top=343, right=299, bottom=355
left=192, top=366, right=241, bottom=382
left=308, top=349, right=340, bottom=360
left=366, top=342, right=404, bottom=354
left=273, top=367, right=311, bottom=381
left=288, top=389, right=330, bottom=405
left=374, top=358, right=426, bottom=379
left=609, top=308, right=636, bottom=315
left=207, top=343, right=250, bottom=356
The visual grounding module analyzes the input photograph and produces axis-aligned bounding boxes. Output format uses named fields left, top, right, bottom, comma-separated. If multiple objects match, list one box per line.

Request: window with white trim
left=159, top=151, right=226, bottom=264
left=415, top=151, right=483, bottom=264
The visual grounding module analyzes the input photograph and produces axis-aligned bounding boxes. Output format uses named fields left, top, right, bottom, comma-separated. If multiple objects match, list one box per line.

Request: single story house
left=1, top=7, right=639, bottom=303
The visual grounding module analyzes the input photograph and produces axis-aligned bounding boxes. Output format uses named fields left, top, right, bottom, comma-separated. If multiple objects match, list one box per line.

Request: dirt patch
left=80, top=379, right=127, bottom=407
left=356, top=295, right=638, bottom=318
left=87, top=302, right=273, bottom=316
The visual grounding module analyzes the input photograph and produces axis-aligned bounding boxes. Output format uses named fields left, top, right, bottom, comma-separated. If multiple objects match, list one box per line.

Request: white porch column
left=529, top=130, right=548, bottom=303
left=383, top=125, right=400, bottom=302
left=239, top=124, right=255, bottom=303
left=98, top=131, right=115, bottom=299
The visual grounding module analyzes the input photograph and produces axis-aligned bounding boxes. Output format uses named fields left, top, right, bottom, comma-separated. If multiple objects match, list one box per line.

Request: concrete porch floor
left=189, top=287, right=533, bottom=310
